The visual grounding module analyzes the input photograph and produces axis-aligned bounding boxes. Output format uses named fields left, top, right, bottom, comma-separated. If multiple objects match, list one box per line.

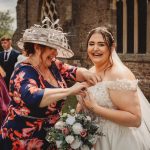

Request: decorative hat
left=17, top=17, right=74, bottom=58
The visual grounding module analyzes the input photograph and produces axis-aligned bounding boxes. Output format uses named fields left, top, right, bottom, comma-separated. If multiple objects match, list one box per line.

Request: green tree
left=0, top=10, right=14, bottom=39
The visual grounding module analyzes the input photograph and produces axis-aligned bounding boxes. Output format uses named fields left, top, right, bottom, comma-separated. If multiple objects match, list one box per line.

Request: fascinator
left=17, top=17, right=74, bottom=58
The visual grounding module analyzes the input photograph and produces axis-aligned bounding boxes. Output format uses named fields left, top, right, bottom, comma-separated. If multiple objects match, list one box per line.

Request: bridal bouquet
left=45, top=109, right=103, bottom=150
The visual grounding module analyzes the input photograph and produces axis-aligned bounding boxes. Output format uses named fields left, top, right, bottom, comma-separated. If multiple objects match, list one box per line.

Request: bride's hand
left=82, top=90, right=98, bottom=111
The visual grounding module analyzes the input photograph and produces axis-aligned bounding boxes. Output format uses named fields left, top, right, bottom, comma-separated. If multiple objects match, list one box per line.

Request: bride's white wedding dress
left=86, top=79, right=150, bottom=150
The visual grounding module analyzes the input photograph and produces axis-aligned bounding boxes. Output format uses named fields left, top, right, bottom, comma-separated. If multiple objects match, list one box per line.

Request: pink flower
left=29, top=79, right=37, bottom=85
left=12, top=140, right=26, bottom=150
left=28, top=86, right=39, bottom=94
left=62, top=127, right=70, bottom=135
left=48, top=114, right=60, bottom=124
left=13, top=91, right=22, bottom=104
left=15, top=107, right=30, bottom=116
left=1, top=128, right=8, bottom=139
left=26, top=138, right=43, bottom=150
left=28, top=79, right=40, bottom=94
left=14, top=71, right=25, bottom=89
left=80, top=130, right=87, bottom=137
left=35, top=120, right=43, bottom=131
left=22, top=127, right=36, bottom=138
left=7, top=107, right=16, bottom=121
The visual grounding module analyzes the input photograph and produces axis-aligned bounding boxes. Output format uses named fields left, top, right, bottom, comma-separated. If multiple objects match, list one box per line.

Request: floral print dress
left=0, top=59, right=77, bottom=150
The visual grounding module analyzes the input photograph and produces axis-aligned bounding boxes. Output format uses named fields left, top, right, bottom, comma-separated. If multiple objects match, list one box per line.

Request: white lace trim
left=106, top=79, right=138, bottom=91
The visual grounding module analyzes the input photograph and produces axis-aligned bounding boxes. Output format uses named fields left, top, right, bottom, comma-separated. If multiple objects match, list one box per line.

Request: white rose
left=72, top=123, right=83, bottom=134
left=70, top=109, right=75, bottom=114
left=86, top=116, right=91, bottom=122
left=54, top=121, right=65, bottom=130
left=56, top=140, right=62, bottom=148
left=65, top=135, right=75, bottom=144
left=66, top=115, right=75, bottom=125
left=70, top=138, right=82, bottom=149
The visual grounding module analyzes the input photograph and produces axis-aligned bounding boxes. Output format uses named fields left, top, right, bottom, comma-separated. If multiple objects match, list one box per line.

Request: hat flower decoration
left=18, top=17, right=74, bottom=58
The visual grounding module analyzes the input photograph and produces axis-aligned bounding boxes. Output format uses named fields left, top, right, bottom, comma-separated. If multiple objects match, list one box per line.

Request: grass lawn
left=62, top=95, right=78, bottom=113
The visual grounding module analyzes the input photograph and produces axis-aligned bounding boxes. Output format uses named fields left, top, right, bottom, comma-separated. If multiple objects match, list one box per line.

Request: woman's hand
left=69, top=82, right=88, bottom=95
left=76, top=68, right=101, bottom=86
left=40, top=82, right=88, bottom=108
left=82, top=70, right=101, bottom=86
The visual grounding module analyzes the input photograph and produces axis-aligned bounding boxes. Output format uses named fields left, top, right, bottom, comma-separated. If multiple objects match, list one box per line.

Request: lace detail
left=88, top=82, right=114, bottom=108
left=78, top=79, right=139, bottom=123
left=86, top=79, right=150, bottom=150
left=107, top=79, right=138, bottom=91
left=87, top=79, right=138, bottom=109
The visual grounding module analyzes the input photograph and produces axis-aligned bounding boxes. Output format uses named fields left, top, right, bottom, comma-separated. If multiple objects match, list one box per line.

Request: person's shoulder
left=0, top=51, right=4, bottom=55
left=14, top=63, right=39, bottom=77
left=0, top=51, right=4, bottom=60
left=12, top=49, right=20, bottom=54
left=108, top=64, right=136, bottom=81
left=16, top=63, right=35, bottom=72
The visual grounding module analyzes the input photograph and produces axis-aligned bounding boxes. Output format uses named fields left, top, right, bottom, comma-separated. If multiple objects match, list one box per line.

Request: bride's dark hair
left=86, top=26, right=115, bottom=74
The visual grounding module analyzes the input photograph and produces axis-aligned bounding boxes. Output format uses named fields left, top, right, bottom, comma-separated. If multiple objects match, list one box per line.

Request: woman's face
left=40, top=46, right=58, bottom=67
left=87, top=33, right=110, bottom=66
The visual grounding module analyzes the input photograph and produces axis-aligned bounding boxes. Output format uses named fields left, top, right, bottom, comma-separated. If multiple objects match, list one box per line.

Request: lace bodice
left=87, top=79, right=138, bottom=109
left=86, top=79, right=150, bottom=150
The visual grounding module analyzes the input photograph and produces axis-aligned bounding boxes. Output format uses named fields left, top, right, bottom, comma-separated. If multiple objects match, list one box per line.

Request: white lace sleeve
left=107, top=79, right=138, bottom=91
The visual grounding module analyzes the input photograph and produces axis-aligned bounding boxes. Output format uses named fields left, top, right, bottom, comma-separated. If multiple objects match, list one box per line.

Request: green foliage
left=62, top=96, right=78, bottom=113
left=0, top=10, right=14, bottom=39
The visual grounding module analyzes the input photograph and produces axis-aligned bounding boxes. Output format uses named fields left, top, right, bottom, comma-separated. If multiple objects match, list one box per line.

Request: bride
left=77, top=26, right=150, bottom=150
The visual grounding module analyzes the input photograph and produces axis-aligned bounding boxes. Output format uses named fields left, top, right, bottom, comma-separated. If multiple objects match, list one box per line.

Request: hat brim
left=17, top=39, right=74, bottom=58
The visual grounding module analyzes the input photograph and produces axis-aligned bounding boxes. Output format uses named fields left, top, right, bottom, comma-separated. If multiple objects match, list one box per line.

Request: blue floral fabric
left=0, top=59, right=77, bottom=149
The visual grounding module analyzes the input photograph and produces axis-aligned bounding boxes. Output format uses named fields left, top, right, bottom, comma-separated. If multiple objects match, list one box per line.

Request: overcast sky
left=0, top=0, right=18, bottom=30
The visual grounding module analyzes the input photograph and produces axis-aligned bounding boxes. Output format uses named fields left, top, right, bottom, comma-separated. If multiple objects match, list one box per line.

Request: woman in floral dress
left=0, top=18, right=100, bottom=150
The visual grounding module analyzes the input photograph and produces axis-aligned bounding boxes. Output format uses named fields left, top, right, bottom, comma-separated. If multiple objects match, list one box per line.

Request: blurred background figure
left=0, top=35, right=20, bottom=89
left=0, top=66, right=11, bottom=126
left=15, top=40, right=28, bottom=67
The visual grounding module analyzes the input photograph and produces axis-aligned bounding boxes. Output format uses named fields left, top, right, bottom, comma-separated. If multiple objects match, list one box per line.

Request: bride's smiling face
left=87, top=33, right=111, bottom=65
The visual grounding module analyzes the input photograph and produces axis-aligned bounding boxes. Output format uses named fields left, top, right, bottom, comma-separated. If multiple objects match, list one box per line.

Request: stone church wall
left=13, top=0, right=150, bottom=100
